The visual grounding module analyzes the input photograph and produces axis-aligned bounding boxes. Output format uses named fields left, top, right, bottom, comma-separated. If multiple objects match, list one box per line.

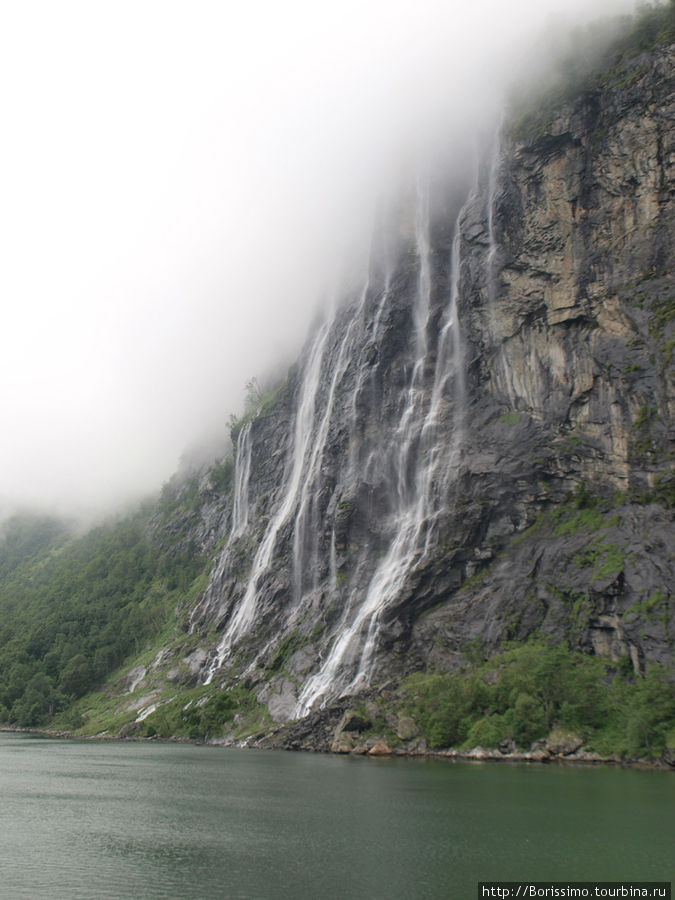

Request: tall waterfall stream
left=199, top=152, right=494, bottom=712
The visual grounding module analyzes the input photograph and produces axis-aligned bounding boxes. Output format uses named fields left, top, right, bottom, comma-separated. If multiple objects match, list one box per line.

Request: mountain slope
left=183, top=20, right=674, bottom=716
left=1, top=6, right=673, bottom=761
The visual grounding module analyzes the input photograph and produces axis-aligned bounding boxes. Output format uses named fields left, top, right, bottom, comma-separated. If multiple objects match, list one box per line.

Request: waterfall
left=198, top=158, right=479, bottom=705
left=203, top=310, right=337, bottom=682
left=295, top=176, right=469, bottom=715
left=188, top=417, right=255, bottom=637
left=411, top=172, right=432, bottom=361
left=291, top=278, right=370, bottom=601
left=486, top=126, right=502, bottom=314
left=328, top=528, right=337, bottom=596
left=230, top=422, right=252, bottom=537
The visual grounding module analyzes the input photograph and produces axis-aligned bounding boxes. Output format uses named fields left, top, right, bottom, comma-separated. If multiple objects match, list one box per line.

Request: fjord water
left=1, top=735, right=672, bottom=899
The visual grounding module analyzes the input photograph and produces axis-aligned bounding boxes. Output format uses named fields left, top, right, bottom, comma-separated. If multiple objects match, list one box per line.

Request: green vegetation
left=625, top=591, right=670, bottom=636
left=267, top=631, right=303, bottom=673
left=507, top=2, right=675, bottom=141
left=0, top=489, right=213, bottom=728
left=648, top=292, right=675, bottom=366
left=402, top=641, right=675, bottom=758
left=631, top=404, right=659, bottom=457
left=554, top=506, right=605, bottom=536
left=209, top=456, right=235, bottom=493
left=648, top=293, right=675, bottom=339
left=142, top=684, right=261, bottom=741
left=550, top=482, right=617, bottom=537
left=498, top=412, right=522, bottom=426
left=636, top=473, right=675, bottom=508
left=228, top=376, right=285, bottom=433
left=572, top=534, right=625, bottom=581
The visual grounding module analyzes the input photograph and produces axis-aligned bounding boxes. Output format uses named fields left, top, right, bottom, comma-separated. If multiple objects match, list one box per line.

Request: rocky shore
left=2, top=721, right=672, bottom=770
left=248, top=709, right=675, bottom=771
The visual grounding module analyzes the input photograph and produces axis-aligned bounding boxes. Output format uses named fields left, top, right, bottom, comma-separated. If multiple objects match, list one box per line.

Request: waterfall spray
left=231, top=422, right=253, bottom=537
left=203, top=310, right=337, bottom=682
left=295, top=175, right=471, bottom=715
left=188, top=420, right=254, bottom=637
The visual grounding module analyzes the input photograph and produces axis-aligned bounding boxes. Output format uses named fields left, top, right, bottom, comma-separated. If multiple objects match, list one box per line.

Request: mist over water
left=0, top=0, right=638, bottom=517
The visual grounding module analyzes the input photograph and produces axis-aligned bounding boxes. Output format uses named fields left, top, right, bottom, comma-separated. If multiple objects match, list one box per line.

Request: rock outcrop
left=162, top=37, right=673, bottom=728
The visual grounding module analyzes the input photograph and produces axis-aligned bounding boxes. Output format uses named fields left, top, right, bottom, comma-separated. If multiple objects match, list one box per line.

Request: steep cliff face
left=169, top=38, right=674, bottom=728
left=410, top=43, right=675, bottom=680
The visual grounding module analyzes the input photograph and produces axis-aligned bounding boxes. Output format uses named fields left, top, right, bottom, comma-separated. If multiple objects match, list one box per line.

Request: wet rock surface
left=159, top=41, right=673, bottom=733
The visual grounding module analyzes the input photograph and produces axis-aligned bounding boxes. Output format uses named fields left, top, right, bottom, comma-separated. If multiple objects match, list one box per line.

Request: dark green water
left=0, top=734, right=671, bottom=899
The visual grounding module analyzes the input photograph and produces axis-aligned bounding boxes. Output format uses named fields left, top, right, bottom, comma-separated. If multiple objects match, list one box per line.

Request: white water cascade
left=188, top=420, right=254, bottom=637
left=291, top=278, right=371, bottom=601
left=295, top=178, right=469, bottom=715
left=197, top=161, right=481, bottom=707
left=203, top=310, right=337, bottom=682
left=231, top=421, right=253, bottom=537
left=486, top=127, right=503, bottom=317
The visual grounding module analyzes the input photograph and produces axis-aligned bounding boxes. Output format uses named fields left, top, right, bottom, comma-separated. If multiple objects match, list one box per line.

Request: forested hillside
left=0, top=485, right=208, bottom=726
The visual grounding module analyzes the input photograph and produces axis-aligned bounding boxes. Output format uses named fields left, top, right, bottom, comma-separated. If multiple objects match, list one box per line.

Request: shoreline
left=2, top=724, right=672, bottom=771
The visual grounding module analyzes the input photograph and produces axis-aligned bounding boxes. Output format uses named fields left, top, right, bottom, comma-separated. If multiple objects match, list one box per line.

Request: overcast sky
left=0, top=0, right=637, bottom=518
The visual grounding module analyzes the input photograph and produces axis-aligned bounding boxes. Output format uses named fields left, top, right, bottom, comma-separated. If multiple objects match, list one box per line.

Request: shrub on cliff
left=404, top=642, right=675, bottom=758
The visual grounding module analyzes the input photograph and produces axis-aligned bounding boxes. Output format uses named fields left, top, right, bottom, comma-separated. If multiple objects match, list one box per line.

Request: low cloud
left=0, top=0, right=638, bottom=517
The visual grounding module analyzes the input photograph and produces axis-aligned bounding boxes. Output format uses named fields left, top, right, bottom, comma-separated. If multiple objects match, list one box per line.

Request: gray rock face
left=178, top=41, right=673, bottom=723
left=396, top=716, right=419, bottom=740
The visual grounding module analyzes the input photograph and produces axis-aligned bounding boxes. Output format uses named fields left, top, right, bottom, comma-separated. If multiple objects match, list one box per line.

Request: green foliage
left=143, top=685, right=256, bottom=740
left=631, top=405, right=659, bottom=457
left=405, top=671, right=489, bottom=749
left=208, top=456, right=234, bottom=493
left=464, top=714, right=510, bottom=749
left=156, top=474, right=203, bottom=531
left=573, top=541, right=625, bottom=580
left=572, top=481, right=598, bottom=510
left=624, top=0, right=675, bottom=51
left=554, top=507, right=605, bottom=536
left=267, top=631, right=302, bottom=672
left=661, top=337, right=675, bottom=366
left=648, top=292, right=675, bottom=340
left=229, top=377, right=285, bottom=433
left=551, top=486, right=629, bottom=543
left=403, top=642, right=674, bottom=758
left=0, top=506, right=209, bottom=727
left=498, top=412, right=522, bottom=426
left=632, top=472, right=675, bottom=507
left=625, top=591, right=670, bottom=629
left=632, top=405, right=657, bottom=431
left=589, top=666, right=675, bottom=757
left=507, top=2, right=675, bottom=142
left=0, top=515, right=68, bottom=582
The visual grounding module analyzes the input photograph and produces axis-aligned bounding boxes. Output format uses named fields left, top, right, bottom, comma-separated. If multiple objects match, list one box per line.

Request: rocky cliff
left=77, top=24, right=671, bottom=757
left=157, top=35, right=673, bottom=731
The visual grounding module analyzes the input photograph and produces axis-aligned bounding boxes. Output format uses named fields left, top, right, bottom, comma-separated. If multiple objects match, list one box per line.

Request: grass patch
left=554, top=507, right=606, bottom=536
left=142, top=683, right=260, bottom=741
left=573, top=541, right=625, bottom=580
left=498, top=412, right=522, bottom=426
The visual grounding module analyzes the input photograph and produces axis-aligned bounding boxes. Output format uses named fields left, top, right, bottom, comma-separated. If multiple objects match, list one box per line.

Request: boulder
left=331, top=735, right=354, bottom=754
left=545, top=728, right=584, bottom=757
left=368, top=740, right=392, bottom=756
left=466, top=746, right=500, bottom=760
left=396, top=716, right=418, bottom=740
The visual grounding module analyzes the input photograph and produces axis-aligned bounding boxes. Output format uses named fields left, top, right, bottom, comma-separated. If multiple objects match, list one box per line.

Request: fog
left=0, top=0, right=638, bottom=518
